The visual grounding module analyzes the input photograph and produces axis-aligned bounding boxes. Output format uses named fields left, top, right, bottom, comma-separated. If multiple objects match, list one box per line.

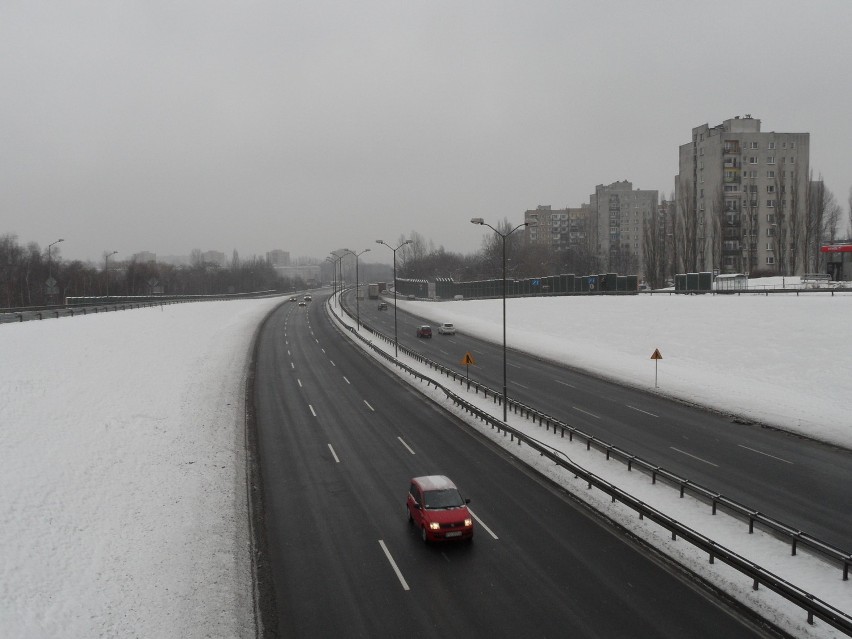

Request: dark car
left=407, top=475, right=473, bottom=543
left=378, top=302, right=388, bottom=310
left=416, top=325, right=432, bottom=338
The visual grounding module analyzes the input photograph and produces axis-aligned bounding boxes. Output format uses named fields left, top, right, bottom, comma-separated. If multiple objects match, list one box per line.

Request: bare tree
left=823, top=188, right=842, bottom=243
left=804, top=172, right=826, bottom=272
left=642, top=206, right=667, bottom=288
left=772, top=171, right=788, bottom=274
left=678, top=179, right=699, bottom=272
left=847, top=186, right=852, bottom=239
left=708, top=184, right=724, bottom=272
left=786, top=163, right=803, bottom=275
left=741, top=175, right=760, bottom=275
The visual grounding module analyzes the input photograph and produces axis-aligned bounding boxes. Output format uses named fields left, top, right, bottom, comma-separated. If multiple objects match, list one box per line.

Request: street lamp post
left=330, top=250, right=347, bottom=307
left=470, top=218, right=534, bottom=421
left=104, top=250, right=118, bottom=297
left=375, top=239, right=412, bottom=358
left=345, top=248, right=370, bottom=331
left=325, top=256, right=336, bottom=300
left=47, top=238, right=64, bottom=279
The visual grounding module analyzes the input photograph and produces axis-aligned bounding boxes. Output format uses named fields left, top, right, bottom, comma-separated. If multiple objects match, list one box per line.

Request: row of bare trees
left=661, top=170, right=847, bottom=282
left=392, top=223, right=602, bottom=282
left=0, top=234, right=299, bottom=309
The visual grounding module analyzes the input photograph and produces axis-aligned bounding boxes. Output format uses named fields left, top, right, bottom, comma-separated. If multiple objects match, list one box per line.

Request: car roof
left=412, top=475, right=457, bottom=491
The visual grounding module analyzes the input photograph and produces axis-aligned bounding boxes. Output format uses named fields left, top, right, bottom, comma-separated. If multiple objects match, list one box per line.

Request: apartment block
left=676, top=115, right=810, bottom=274
left=524, top=205, right=591, bottom=252
left=589, top=180, right=658, bottom=275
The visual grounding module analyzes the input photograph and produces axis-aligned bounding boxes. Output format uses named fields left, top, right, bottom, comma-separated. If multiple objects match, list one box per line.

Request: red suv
left=407, top=475, right=474, bottom=543
left=416, top=325, right=432, bottom=338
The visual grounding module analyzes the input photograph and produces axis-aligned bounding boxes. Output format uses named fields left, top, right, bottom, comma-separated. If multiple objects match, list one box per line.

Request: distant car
left=298, top=301, right=306, bottom=307
left=416, top=325, right=432, bottom=338
left=378, top=302, right=388, bottom=310
left=289, top=296, right=297, bottom=302
left=407, top=475, right=473, bottom=543
left=303, top=295, right=312, bottom=302
left=437, top=322, right=455, bottom=335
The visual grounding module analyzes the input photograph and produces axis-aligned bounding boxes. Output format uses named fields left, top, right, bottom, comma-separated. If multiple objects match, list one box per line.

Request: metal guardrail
left=1, top=291, right=282, bottom=324
left=331, top=292, right=852, bottom=635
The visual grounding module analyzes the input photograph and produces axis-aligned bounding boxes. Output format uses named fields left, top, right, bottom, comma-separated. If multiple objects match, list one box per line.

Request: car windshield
left=423, top=488, right=464, bottom=509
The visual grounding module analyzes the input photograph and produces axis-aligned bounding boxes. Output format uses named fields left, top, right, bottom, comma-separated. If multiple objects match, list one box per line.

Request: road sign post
left=650, top=348, right=663, bottom=388
left=460, top=352, right=476, bottom=388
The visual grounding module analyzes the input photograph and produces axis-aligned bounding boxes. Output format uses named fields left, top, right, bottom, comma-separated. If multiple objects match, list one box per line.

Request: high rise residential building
left=589, top=180, right=658, bottom=275
left=266, top=249, right=291, bottom=266
left=676, top=115, right=810, bottom=275
left=524, top=204, right=591, bottom=253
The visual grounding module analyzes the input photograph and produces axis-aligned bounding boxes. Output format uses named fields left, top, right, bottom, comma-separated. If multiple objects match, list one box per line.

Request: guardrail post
left=749, top=514, right=755, bottom=534
left=844, top=560, right=849, bottom=580
left=792, top=534, right=799, bottom=556
left=752, top=579, right=759, bottom=591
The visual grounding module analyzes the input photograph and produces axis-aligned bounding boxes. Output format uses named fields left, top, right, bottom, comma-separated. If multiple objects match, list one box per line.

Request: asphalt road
left=253, top=292, right=770, bottom=638
left=347, top=291, right=852, bottom=552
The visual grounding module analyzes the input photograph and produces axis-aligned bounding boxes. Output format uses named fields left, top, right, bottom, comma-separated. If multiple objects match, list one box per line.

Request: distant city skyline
left=3, top=2, right=850, bottom=265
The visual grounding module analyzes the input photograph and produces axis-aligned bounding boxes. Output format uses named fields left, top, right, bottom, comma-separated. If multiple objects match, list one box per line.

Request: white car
left=437, top=322, right=456, bottom=335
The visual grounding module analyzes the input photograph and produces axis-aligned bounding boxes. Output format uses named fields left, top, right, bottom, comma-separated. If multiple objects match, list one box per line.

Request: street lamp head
left=58, top=238, right=65, bottom=243
left=470, top=217, right=484, bottom=225
left=375, top=239, right=384, bottom=245
left=403, top=240, right=413, bottom=246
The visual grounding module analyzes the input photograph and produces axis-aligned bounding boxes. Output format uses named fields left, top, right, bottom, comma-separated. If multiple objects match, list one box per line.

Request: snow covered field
left=1, top=281, right=850, bottom=638
left=0, top=298, right=282, bottom=638
left=397, top=278, right=852, bottom=449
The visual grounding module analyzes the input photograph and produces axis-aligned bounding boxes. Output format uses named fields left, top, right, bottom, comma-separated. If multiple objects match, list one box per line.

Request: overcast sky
left=2, top=1, right=851, bottom=265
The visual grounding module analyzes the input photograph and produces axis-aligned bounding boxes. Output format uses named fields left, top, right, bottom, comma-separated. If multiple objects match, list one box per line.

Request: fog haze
left=3, top=1, right=850, bottom=264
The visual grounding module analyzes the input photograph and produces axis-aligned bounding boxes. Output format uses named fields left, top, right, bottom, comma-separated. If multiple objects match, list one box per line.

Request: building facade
left=524, top=204, right=591, bottom=253
left=589, top=180, right=658, bottom=275
left=676, top=115, right=810, bottom=275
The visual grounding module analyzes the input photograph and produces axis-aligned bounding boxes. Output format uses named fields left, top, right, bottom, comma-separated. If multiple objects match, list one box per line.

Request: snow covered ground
left=0, top=298, right=282, bottom=638
left=1, top=280, right=849, bottom=638
left=397, top=277, right=852, bottom=449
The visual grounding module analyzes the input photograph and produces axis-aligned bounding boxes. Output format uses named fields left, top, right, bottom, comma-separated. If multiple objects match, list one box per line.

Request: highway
left=343, top=290, right=852, bottom=552
left=253, top=291, right=770, bottom=638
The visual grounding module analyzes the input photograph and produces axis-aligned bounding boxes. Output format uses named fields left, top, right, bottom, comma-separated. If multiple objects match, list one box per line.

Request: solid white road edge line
left=328, top=443, right=340, bottom=463
left=378, top=540, right=410, bottom=591
left=364, top=400, right=375, bottom=412
left=309, top=405, right=317, bottom=417
left=297, top=379, right=302, bottom=388
left=554, top=380, right=575, bottom=388
left=397, top=437, right=416, bottom=455
left=467, top=508, right=498, bottom=540
left=343, top=376, right=350, bottom=384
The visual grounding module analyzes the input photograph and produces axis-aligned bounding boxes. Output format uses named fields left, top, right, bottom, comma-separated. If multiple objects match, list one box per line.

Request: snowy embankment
left=397, top=283, right=852, bottom=449
left=0, top=297, right=283, bottom=638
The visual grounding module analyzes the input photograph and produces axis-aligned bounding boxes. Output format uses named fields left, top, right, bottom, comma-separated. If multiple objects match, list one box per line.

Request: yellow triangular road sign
left=461, top=352, right=476, bottom=366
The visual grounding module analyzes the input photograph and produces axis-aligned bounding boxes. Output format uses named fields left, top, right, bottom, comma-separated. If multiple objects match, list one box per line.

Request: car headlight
left=429, top=522, right=441, bottom=530
left=464, top=518, right=473, bottom=527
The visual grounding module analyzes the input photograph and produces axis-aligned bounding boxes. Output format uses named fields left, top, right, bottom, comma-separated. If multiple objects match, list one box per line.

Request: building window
left=789, top=156, right=795, bottom=164
left=767, top=156, right=776, bottom=165
left=767, top=213, right=776, bottom=223
left=749, top=156, right=758, bottom=164
left=724, top=185, right=737, bottom=192
left=767, top=227, right=776, bottom=236
left=767, top=199, right=776, bottom=208
left=791, top=142, right=796, bottom=149
left=768, top=142, right=776, bottom=150
left=766, top=185, right=775, bottom=193
left=767, top=170, right=775, bottom=179
left=766, top=256, right=775, bottom=265
left=750, top=141, right=758, bottom=149
left=766, top=243, right=774, bottom=251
